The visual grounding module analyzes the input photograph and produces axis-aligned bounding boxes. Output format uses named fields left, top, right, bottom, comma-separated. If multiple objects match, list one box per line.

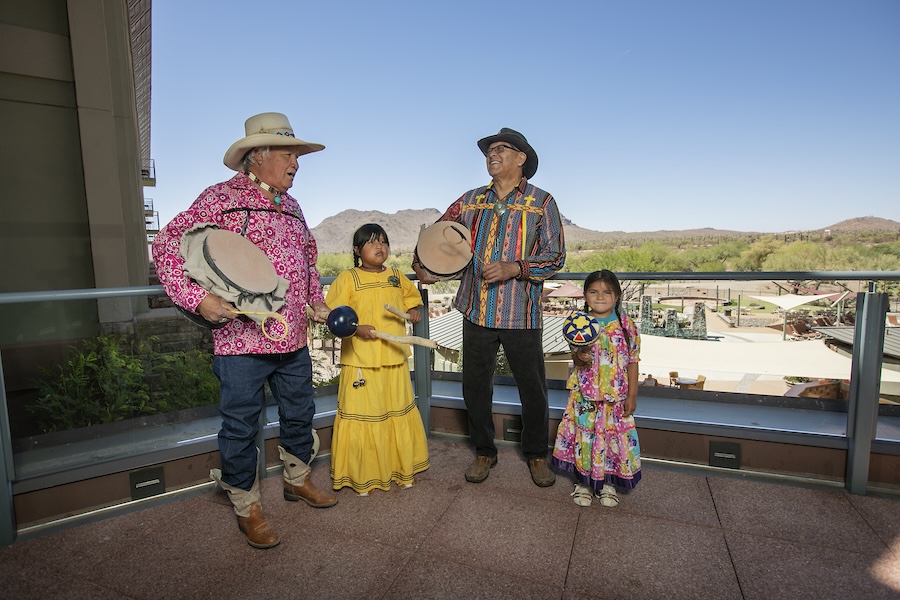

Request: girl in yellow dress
left=326, top=224, right=430, bottom=495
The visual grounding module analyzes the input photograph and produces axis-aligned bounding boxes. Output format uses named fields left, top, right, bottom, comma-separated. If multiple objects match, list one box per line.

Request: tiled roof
left=813, top=325, right=900, bottom=361
left=428, top=310, right=571, bottom=354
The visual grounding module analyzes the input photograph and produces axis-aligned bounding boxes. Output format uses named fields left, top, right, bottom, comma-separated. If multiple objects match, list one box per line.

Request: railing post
left=0, top=350, right=17, bottom=546
left=413, top=287, right=432, bottom=436
left=845, top=284, right=888, bottom=495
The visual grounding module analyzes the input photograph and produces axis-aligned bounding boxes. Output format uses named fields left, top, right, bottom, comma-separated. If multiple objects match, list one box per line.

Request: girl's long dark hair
left=352, top=223, right=390, bottom=267
left=583, top=269, right=631, bottom=347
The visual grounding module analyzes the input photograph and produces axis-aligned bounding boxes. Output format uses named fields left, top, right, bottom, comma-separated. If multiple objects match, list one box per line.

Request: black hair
left=583, top=269, right=631, bottom=347
left=352, top=223, right=390, bottom=267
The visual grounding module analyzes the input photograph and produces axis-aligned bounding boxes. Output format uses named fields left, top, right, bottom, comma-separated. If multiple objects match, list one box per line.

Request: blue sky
left=150, top=0, right=900, bottom=236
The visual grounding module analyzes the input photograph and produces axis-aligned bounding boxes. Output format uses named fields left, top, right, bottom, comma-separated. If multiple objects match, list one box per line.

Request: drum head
left=417, top=222, right=473, bottom=280
left=203, top=229, right=280, bottom=293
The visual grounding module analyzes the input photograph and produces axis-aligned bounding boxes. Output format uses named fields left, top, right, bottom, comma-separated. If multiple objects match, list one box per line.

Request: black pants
left=462, top=319, right=549, bottom=459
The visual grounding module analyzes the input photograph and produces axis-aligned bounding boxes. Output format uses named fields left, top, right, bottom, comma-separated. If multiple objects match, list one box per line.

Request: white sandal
left=598, top=484, right=619, bottom=507
left=571, top=484, right=592, bottom=507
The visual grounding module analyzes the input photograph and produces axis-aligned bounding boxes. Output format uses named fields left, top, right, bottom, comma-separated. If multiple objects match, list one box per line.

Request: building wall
left=0, top=0, right=149, bottom=379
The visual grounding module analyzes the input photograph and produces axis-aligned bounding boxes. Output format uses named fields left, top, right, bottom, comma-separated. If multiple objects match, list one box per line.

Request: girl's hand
left=623, top=394, right=637, bottom=418
left=572, top=347, right=592, bottom=367
left=355, top=324, right=378, bottom=340
left=407, top=306, right=422, bottom=324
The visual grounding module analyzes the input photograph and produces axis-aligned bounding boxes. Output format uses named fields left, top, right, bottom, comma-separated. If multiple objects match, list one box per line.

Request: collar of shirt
left=231, top=172, right=296, bottom=205
left=486, top=177, right=528, bottom=198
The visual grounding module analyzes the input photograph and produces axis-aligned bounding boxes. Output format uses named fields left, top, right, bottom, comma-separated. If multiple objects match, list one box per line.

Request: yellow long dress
left=325, top=267, right=430, bottom=493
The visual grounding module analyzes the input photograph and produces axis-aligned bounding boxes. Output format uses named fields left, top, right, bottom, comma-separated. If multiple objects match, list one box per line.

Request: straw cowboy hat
left=223, top=112, right=324, bottom=171
left=477, top=127, right=539, bottom=179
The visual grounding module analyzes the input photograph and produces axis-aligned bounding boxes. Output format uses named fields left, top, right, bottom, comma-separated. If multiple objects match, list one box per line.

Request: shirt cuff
left=516, top=260, right=528, bottom=280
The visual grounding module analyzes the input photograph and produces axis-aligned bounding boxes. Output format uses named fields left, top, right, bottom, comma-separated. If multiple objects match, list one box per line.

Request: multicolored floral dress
left=552, top=312, right=642, bottom=491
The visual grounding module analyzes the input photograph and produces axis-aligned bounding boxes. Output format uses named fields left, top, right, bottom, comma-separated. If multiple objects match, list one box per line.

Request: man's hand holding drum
left=197, top=294, right=237, bottom=324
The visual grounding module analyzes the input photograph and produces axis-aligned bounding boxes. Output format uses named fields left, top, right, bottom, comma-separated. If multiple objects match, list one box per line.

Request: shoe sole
left=239, top=525, right=281, bottom=549
left=464, top=457, right=498, bottom=483
left=528, top=461, right=556, bottom=487
left=245, top=537, right=281, bottom=549
left=284, top=491, right=338, bottom=508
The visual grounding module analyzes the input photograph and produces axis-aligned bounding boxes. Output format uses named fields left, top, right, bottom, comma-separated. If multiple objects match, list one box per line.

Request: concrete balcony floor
left=1, top=436, right=899, bottom=599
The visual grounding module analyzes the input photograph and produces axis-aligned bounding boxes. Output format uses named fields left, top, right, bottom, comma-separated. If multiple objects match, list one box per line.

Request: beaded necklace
left=247, top=172, right=283, bottom=206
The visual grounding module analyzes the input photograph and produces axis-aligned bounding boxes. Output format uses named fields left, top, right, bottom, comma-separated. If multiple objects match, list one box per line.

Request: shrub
left=30, top=334, right=220, bottom=433
left=31, top=335, right=154, bottom=432
left=151, top=349, right=220, bottom=412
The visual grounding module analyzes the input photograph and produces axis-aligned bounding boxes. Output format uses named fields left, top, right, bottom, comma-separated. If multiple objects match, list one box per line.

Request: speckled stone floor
left=1, top=437, right=898, bottom=599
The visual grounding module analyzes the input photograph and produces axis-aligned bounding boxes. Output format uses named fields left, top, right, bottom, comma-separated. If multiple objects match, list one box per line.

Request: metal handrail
left=1, top=270, right=898, bottom=306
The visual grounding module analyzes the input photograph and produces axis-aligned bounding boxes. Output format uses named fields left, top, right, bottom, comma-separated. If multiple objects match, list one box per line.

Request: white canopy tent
left=547, top=281, right=584, bottom=298
left=750, top=293, right=844, bottom=340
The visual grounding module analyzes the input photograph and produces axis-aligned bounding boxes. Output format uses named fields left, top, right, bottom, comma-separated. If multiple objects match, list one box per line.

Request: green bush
left=151, top=349, right=219, bottom=412
left=30, top=334, right=219, bottom=433
left=31, top=335, right=154, bottom=432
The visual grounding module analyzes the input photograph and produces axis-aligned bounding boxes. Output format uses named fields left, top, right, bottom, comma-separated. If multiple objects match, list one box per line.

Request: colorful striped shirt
left=419, top=178, right=566, bottom=329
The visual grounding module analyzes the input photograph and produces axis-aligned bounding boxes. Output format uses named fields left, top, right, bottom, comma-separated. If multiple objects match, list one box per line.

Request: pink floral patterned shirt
left=151, top=172, right=325, bottom=355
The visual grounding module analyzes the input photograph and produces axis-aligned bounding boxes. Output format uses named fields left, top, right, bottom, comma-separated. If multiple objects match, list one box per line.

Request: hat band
left=258, top=129, right=296, bottom=137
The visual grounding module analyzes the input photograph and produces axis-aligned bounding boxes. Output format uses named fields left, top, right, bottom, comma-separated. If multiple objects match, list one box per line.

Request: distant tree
left=735, top=236, right=783, bottom=271
left=316, top=254, right=353, bottom=278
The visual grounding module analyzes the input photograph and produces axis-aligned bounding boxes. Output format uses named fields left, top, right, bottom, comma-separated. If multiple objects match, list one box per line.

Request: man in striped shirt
left=412, top=128, right=566, bottom=487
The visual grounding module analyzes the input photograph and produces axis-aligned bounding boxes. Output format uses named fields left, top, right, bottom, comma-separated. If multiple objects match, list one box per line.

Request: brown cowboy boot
left=210, top=469, right=280, bottom=549
left=279, top=445, right=338, bottom=508
left=237, top=503, right=280, bottom=549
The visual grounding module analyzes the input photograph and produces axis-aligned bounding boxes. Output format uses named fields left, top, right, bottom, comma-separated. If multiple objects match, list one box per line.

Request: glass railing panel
left=2, top=271, right=897, bottom=487
left=2, top=292, right=354, bottom=481
left=3, top=298, right=222, bottom=480
left=531, top=274, right=900, bottom=453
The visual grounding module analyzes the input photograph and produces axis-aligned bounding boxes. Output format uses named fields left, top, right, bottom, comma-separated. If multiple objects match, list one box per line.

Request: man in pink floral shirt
left=152, top=113, right=336, bottom=549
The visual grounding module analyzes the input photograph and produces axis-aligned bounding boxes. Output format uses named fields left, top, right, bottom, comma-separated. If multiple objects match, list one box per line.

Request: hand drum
left=562, top=312, right=601, bottom=347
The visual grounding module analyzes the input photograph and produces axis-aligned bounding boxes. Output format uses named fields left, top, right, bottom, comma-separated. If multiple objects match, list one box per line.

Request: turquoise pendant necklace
left=247, top=172, right=282, bottom=205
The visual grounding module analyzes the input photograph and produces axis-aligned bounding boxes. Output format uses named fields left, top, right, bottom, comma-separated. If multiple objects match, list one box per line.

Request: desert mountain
left=310, top=211, right=898, bottom=255
left=822, top=216, right=900, bottom=233
left=312, top=209, right=442, bottom=254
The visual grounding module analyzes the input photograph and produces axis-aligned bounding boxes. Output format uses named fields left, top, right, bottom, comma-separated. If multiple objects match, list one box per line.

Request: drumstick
left=372, top=331, right=437, bottom=349
left=384, top=304, right=411, bottom=320
left=380, top=305, right=436, bottom=346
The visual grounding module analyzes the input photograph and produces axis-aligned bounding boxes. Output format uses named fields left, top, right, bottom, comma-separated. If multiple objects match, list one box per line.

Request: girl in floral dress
left=326, top=224, right=430, bottom=496
left=552, top=270, right=641, bottom=507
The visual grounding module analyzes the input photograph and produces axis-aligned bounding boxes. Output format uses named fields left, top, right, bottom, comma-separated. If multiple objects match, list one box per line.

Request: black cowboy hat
left=476, top=127, right=539, bottom=179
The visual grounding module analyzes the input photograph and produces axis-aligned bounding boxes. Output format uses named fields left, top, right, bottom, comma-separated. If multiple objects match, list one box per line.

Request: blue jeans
left=213, top=349, right=316, bottom=490
left=462, top=319, right=549, bottom=459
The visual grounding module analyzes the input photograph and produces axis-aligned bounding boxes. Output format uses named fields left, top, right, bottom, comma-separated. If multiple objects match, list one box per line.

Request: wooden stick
left=372, top=331, right=437, bottom=349
left=384, top=304, right=411, bottom=320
